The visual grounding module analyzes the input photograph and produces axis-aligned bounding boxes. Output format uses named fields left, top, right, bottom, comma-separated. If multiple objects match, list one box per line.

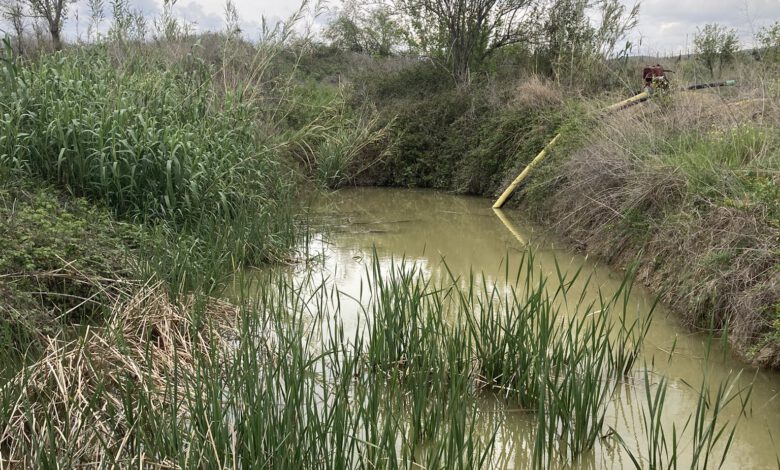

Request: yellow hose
left=603, top=91, right=651, bottom=113
left=492, top=90, right=651, bottom=209
left=492, top=133, right=562, bottom=209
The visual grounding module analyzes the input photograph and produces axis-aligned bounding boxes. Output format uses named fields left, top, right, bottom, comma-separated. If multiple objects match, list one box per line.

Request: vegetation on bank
left=0, top=0, right=777, bottom=467
left=1, top=40, right=299, bottom=285
left=523, top=84, right=780, bottom=366
left=0, top=177, right=135, bottom=361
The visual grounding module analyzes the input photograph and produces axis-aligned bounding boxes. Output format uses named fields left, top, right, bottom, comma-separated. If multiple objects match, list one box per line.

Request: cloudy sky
left=626, top=0, right=780, bottom=55
left=53, top=0, right=780, bottom=56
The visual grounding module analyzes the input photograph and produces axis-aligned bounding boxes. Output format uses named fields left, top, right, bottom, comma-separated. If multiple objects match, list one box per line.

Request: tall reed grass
left=0, top=31, right=388, bottom=293
left=0, top=250, right=647, bottom=467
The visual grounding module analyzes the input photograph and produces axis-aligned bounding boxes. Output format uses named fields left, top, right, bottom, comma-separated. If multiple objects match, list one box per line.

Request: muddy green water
left=271, top=187, right=780, bottom=468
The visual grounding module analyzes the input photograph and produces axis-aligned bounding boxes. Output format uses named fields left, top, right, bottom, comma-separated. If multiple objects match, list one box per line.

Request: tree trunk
left=452, top=42, right=471, bottom=86
left=453, top=60, right=470, bottom=86
left=50, top=27, right=62, bottom=51
left=12, top=23, right=25, bottom=56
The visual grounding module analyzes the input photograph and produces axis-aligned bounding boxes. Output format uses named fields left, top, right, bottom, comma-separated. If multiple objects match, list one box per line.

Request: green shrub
left=360, top=61, right=454, bottom=104
left=0, top=179, right=135, bottom=357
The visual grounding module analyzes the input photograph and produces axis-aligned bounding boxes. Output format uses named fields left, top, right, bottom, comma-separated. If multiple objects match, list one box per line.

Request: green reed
left=0, top=249, right=755, bottom=468
left=614, top=323, right=753, bottom=470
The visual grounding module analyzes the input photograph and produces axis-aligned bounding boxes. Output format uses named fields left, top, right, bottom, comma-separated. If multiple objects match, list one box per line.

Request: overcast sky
left=54, top=0, right=780, bottom=56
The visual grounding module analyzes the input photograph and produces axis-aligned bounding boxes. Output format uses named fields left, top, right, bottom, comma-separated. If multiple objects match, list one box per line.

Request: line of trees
left=4, top=0, right=777, bottom=84
left=325, top=0, right=640, bottom=86
left=1, top=0, right=186, bottom=54
left=325, top=1, right=780, bottom=85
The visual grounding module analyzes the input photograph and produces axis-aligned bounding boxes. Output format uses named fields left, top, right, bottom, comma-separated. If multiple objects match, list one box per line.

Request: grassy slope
left=0, top=40, right=390, bottom=364
left=0, top=40, right=299, bottom=361
left=333, top=51, right=780, bottom=367
left=524, top=88, right=780, bottom=366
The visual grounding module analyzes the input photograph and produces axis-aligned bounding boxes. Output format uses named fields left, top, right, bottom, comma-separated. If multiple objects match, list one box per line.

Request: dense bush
left=0, top=178, right=134, bottom=357
left=353, top=65, right=566, bottom=194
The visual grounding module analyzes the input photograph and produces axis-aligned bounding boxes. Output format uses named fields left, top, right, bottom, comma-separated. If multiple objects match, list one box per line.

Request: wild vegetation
left=0, top=0, right=777, bottom=467
left=1, top=251, right=752, bottom=467
left=321, top=14, right=780, bottom=367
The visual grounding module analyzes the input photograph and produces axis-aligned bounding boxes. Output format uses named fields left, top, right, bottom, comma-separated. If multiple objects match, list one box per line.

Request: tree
left=366, top=6, right=405, bottom=56
left=540, top=0, right=592, bottom=81
left=27, top=0, right=74, bottom=51
left=108, top=0, right=147, bottom=43
left=537, top=0, right=639, bottom=85
left=396, top=0, right=536, bottom=85
left=757, top=21, right=780, bottom=63
left=325, top=5, right=367, bottom=53
left=694, top=23, right=739, bottom=78
left=1, top=0, right=28, bottom=55
left=325, top=1, right=404, bottom=57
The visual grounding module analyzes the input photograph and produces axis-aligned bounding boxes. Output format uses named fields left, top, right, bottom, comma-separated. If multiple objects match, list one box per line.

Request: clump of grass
left=362, top=252, right=651, bottom=466
left=0, top=283, right=238, bottom=465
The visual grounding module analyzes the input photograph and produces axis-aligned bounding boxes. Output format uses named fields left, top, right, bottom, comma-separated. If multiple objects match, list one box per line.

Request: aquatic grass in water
left=615, top=328, right=753, bottom=470
left=360, top=252, right=652, bottom=467
left=0, top=250, right=753, bottom=467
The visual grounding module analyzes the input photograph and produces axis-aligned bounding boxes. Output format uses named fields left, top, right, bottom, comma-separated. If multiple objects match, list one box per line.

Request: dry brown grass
left=0, top=283, right=238, bottom=467
left=511, top=76, right=566, bottom=109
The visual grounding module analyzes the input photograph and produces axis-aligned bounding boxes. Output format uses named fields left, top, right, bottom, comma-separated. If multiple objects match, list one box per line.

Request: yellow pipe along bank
left=492, top=133, right=562, bottom=209
left=492, top=78, right=736, bottom=209
left=492, top=90, right=652, bottom=209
